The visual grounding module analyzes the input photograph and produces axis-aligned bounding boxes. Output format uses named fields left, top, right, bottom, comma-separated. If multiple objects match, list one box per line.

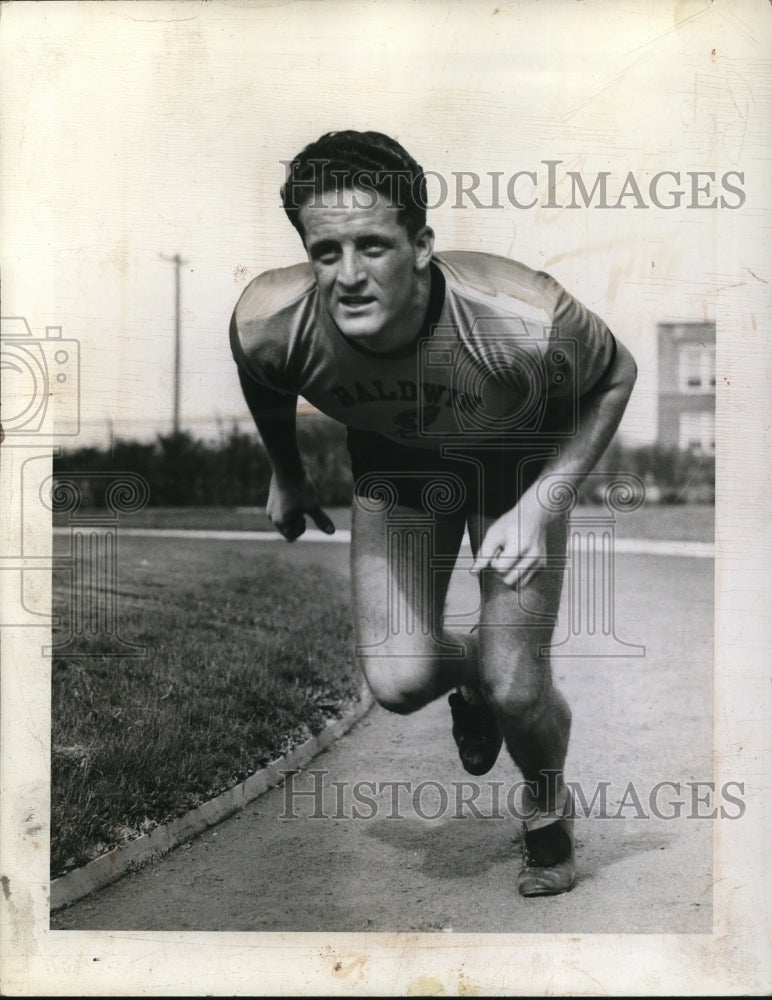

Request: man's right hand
left=266, top=472, right=336, bottom=541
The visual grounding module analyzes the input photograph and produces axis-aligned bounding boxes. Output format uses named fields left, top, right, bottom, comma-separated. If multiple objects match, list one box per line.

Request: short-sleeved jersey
left=230, top=251, right=615, bottom=449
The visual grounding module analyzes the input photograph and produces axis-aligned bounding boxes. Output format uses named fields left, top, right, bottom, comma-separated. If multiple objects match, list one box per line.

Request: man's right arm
left=237, top=365, right=304, bottom=483
left=236, top=363, right=335, bottom=541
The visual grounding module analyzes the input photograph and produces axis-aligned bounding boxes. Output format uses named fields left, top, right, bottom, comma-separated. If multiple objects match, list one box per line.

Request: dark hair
left=281, top=130, right=428, bottom=239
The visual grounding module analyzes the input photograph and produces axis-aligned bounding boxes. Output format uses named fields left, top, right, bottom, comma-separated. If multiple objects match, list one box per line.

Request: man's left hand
left=471, top=486, right=559, bottom=590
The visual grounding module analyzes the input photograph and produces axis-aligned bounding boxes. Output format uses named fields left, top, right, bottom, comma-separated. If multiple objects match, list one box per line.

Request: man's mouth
left=338, top=295, right=376, bottom=309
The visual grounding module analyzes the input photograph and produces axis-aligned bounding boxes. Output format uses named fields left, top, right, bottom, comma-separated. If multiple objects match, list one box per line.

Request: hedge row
left=52, top=419, right=714, bottom=507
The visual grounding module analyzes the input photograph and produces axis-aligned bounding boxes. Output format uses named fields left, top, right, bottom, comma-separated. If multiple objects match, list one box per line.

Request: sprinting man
left=230, top=131, right=637, bottom=896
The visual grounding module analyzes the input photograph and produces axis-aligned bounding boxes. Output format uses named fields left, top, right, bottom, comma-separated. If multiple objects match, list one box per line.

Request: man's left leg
left=467, top=509, right=576, bottom=896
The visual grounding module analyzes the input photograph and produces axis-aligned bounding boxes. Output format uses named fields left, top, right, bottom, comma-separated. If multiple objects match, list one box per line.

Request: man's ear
left=412, top=225, right=435, bottom=270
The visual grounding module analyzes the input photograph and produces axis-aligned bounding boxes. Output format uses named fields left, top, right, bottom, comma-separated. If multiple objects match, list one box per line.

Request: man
left=231, top=130, right=637, bottom=896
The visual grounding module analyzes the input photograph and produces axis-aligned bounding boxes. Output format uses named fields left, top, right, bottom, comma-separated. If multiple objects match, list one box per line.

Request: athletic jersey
left=230, top=251, right=615, bottom=449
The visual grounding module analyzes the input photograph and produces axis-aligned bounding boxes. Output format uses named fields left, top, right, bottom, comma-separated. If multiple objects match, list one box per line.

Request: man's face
left=298, top=187, right=434, bottom=353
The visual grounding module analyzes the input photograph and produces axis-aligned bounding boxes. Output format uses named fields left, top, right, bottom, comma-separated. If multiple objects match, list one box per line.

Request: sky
left=2, top=0, right=769, bottom=446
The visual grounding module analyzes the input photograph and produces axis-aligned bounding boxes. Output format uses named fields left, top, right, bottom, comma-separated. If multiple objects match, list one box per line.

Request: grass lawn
left=51, top=537, right=359, bottom=879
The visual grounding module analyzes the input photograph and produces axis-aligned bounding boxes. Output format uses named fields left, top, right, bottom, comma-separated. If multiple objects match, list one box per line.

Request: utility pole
left=160, top=252, right=186, bottom=435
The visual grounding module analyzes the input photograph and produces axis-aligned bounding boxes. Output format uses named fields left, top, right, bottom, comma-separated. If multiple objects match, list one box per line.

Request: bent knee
left=483, top=658, right=551, bottom=721
left=360, top=659, right=435, bottom=715
left=489, top=684, right=545, bottom=721
left=371, top=689, right=423, bottom=715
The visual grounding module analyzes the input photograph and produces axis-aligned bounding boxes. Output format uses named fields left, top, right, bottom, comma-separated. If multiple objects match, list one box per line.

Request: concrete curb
left=50, top=687, right=374, bottom=912
left=52, top=526, right=716, bottom=559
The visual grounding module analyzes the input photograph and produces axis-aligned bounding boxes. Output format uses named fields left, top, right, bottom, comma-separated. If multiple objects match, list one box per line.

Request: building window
left=679, top=411, right=715, bottom=453
left=678, top=345, right=715, bottom=393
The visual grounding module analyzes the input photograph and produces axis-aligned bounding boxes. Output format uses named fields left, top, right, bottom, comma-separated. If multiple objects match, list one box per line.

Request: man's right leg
left=349, top=494, right=477, bottom=715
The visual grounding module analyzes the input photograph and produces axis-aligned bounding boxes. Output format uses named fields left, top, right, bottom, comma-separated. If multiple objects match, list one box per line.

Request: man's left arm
left=472, top=336, right=638, bottom=589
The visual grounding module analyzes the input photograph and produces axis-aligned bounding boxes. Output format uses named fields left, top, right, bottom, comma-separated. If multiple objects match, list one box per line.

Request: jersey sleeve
left=229, top=310, right=274, bottom=388
left=548, top=278, right=617, bottom=398
left=435, top=252, right=616, bottom=400
left=229, top=264, right=315, bottom=396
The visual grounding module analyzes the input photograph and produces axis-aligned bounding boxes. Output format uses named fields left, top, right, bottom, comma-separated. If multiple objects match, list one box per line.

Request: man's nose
left=337, top=249, right=366, bottom=286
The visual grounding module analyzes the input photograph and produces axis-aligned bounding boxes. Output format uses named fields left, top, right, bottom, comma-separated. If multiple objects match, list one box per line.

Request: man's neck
left=360, top=267, right=434, bottom=357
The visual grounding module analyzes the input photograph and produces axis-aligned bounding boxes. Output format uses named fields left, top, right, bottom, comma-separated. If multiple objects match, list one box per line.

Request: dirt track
left=51, top=545, right=713, bottom=933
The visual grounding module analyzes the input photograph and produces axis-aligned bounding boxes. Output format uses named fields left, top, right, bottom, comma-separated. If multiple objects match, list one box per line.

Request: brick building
left=657, top=322, right=716, bottom=453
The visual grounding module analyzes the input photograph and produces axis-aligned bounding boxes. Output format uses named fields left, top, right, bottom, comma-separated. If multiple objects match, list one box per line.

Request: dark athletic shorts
left=346, top=427, right=549, bottom=519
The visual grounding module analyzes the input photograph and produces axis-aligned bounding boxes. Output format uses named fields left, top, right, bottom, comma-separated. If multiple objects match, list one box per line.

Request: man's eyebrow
left=307, top=238, right=339, bottom=255
left=308, top=233, right=395, bottom=255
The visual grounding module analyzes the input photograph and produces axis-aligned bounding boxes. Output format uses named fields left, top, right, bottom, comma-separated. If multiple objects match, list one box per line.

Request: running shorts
left=346, top=427, right=550, bottom=518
